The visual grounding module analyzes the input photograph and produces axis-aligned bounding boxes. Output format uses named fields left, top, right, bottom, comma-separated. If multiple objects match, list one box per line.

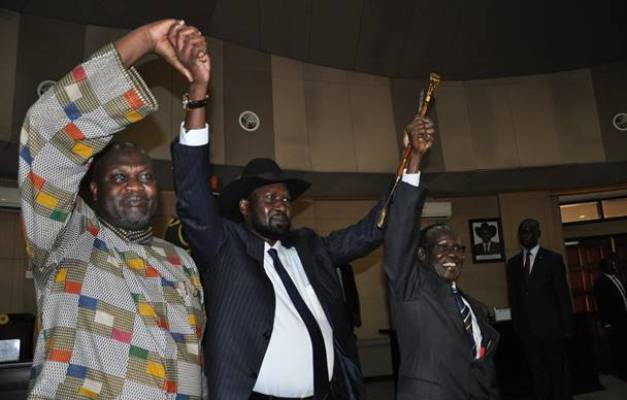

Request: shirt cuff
left=401, top=170, right=421, bottom=187
left=179, top=122, right=209, bottom=146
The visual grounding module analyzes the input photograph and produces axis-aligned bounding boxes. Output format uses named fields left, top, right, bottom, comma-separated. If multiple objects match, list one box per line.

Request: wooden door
left=565, top=237, right=613, bottom=313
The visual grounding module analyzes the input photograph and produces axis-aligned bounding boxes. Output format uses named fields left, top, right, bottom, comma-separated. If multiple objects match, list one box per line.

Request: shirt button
left=250, top=372, right=258, bottom=379
left=262, top=331, right=271, bottom=340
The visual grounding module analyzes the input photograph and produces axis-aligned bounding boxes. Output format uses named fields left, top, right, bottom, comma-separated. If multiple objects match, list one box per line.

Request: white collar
left=523, top=244, right=540, bottom=258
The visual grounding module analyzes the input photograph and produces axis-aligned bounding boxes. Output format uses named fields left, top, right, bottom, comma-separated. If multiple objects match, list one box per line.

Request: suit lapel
left=235, top=225, right=276, bottom=298
left=434, top=280, right=467, bottom=337
left=293, top=239, right=337, bottom=326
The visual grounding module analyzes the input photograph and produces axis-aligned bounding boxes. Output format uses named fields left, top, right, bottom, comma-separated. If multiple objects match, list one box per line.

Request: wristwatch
left=182, top=93, right=208, bottom=110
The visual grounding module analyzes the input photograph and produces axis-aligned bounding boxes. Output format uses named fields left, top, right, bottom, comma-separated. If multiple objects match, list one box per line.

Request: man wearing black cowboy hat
left=473, top=222, right=501, bottom=256
left=169, top=46, right=434, bottom=400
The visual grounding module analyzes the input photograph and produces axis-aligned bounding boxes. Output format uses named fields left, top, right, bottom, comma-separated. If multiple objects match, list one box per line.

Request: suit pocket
left=398, top=375, right=445, bottom=399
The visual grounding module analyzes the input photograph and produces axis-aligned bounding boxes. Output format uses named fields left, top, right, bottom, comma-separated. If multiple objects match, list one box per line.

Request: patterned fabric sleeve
left=18, top=43, right=158, bottom=270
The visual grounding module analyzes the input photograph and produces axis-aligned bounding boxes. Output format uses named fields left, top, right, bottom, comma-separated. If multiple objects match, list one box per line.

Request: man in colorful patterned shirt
left=18, top=20, right=207, bottom=399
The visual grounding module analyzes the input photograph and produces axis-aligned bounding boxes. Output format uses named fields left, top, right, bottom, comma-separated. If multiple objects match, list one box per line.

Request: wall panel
left=550, top=70, right=604, bottom=164
left=271, top=56, right=312, bottom=170
left=436, top=83, right=476, bottom=171
left=348, top=72, right=398, bottom=173
left=223, top=44, right=275, bottom=166
left=466, top=81, right=520, bottom=169
left=303, top=65, right=357, bottom=172
left=0, top=10, right=19, bottom=141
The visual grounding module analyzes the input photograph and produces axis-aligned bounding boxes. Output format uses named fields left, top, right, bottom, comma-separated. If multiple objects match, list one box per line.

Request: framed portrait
left=468, top=218, right=505, bottom=263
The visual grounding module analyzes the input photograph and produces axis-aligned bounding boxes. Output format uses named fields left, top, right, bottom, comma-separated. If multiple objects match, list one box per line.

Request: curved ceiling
left=3, top=0, right=626, bottom=80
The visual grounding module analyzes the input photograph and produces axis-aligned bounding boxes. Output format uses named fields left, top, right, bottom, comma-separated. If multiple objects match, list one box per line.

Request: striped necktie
left=451, top=284, right=477, bottom=356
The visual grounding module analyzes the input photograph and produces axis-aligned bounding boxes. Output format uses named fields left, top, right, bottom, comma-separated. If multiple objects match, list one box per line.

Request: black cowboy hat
left=475, top=222, right=497, bottom=238
left=219, top=158, right=311, bottom=220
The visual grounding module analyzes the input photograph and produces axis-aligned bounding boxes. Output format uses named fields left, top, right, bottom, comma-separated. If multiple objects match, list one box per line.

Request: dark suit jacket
left=593, top=273, right=627, bottom=329
left=473, top=241, right=501, bottom=256
left=384, top=183, right=500, bottom=400
left=171, top=142, right=383, bottom=400
left=506, top=247, right=573, bottom=342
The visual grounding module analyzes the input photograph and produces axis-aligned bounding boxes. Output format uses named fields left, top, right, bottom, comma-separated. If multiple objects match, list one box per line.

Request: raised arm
left=18, top=20, right=192, bottom=271
left=169, top=26, right=223, bottom=270
left=322, top=116, right=433, bottom=268
left=383, top=116, right=433, bottom=297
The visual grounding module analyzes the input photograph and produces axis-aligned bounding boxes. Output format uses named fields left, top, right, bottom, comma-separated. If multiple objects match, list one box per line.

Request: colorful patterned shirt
left=18, top=44, right=205, bottom=399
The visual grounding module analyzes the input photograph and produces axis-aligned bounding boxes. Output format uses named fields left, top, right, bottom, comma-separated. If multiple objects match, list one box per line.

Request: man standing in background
left=507, top=218, right=573, bottom=400
left=594, top=255, right=627, bottom=380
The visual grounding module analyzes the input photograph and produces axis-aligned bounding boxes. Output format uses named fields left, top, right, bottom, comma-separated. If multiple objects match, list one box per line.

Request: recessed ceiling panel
left=353, top=0, right=414, bottom=76
left=209, top=0, right=260, bottom=48
left=259, top=0, right=311, bottom=60
left=308, top=0, right=363, bottom=70
left=0, top=0, right=624, bottom=80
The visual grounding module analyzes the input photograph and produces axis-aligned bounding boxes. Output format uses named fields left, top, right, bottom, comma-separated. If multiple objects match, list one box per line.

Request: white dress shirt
left=451, top=282, right=483, bottom=359
left=523, top=244, right=540, bottom=274
left=254, top=241, right=334, bottom=396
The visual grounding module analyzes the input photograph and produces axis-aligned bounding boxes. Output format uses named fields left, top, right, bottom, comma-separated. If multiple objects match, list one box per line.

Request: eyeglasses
left=432, top=244, right=465, bottom=254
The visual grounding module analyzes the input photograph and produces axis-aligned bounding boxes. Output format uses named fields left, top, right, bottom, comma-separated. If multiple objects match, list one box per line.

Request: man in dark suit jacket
left=593, top=255, right=627, bottom=380
left=383, top=123, right=499, bottom=400
left=170, top=53, right=435, bottom=398
left=506, top=219, right=573, bottom=400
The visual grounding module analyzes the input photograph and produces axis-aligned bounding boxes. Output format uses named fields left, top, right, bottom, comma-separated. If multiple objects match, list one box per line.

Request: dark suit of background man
left=506, top=219, right=573, bottom=400
left=593, top=255, right=627, bottom=380
left=383, top=118, right=499, bottom=399
left=171, top=72, right=436, bottom=399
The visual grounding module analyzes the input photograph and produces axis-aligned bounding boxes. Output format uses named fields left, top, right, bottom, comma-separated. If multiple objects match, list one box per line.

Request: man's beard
left=104, top=195, right=157, bottom=231
left=251, top=212, right=291, bottom=242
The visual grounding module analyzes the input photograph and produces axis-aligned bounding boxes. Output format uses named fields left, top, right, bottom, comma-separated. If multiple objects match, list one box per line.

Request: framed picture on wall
left=469, top=218, right=505, bottom=263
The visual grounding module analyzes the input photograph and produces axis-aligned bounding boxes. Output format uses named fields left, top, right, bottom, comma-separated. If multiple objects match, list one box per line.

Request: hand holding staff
left=404, top=115, right=435, bottom=173
left=376, top=72, right=440, bottom=228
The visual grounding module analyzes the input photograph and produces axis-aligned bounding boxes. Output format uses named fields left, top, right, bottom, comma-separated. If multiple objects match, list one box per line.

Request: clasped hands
left=141, top=19, right=210, bottom=86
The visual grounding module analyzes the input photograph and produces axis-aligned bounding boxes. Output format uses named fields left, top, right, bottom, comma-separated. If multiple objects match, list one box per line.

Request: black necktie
left=523, top=251, right=531, bottom=283
left=451, top=284, right=477, bottom=357
left=267, top=248, right=330, bottom=399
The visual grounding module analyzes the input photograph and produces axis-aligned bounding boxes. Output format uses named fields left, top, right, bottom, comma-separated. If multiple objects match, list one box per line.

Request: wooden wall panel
left=223, top=44, right=275, bottom=166
left=592, top=60, right=627, bottom=163
left=11, top=15, right=85, bottom=144
left=0, top=10, right=19, bottom=141
left=348, top=72, right=398, bottom=173
left=506, top=76, right=561, bottom=167
left=465, top=82, right=520, bottom=169
left=206, top=37, right=225, bottom=165
left=550, top=69, right=605, bottom=164
left=303, top=64, right=356, bottom=172
left=271, top=55, right=312, bottom=170
left=436, top=83, right=476, bottom=171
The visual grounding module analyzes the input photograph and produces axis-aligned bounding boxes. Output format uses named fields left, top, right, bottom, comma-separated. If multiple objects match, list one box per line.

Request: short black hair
left=419, top=224, right=456, bottom=249
left=519, top=218, right=540, bottom=230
